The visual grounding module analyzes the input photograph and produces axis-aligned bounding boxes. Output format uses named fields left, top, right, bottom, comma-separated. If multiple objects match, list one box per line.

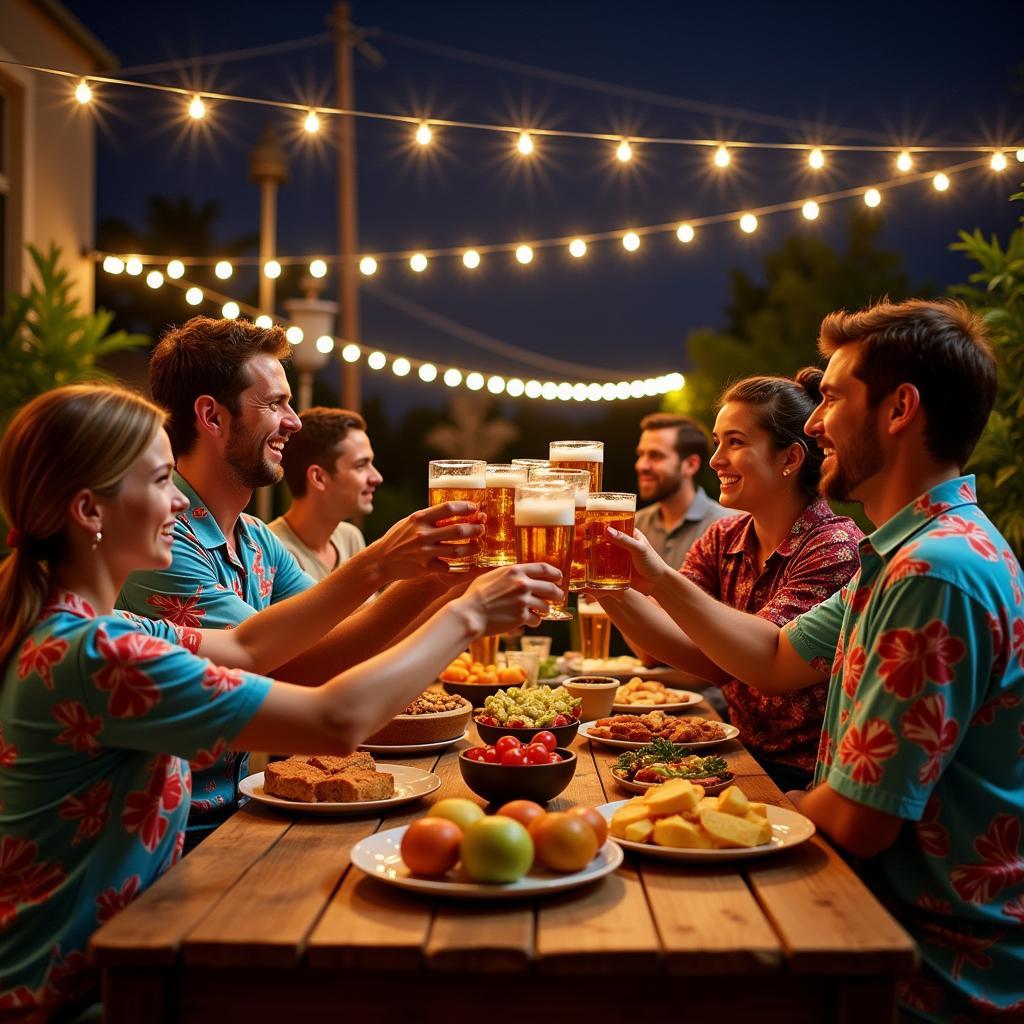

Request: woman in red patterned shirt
left=599, top=369, right=862, bottom=790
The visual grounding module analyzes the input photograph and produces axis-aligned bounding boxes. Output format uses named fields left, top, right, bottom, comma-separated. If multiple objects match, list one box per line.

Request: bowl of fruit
left=439, top=652, right=529, bottom=707
left=459, top=734, right=577, bottom=804
left=473, top=685, right=582, bottom=747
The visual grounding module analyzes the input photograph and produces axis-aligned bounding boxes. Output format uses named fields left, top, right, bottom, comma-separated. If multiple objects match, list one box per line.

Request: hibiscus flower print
left=146, top=587, right=207, bottom=627
left=173, top=626, right=202, bottom=654
left=957, top=481, right=976, bottom=503
left=876, top=620, right=966, bottom=700
left=830, top=631, right=845, bottom=679
left=913, top=494, right=952, bottom=519
left=201, top=663, right=245, bottom=698
left=95, top=875, right=141, bottom=924
left=58, top=780, right=112, bottom=845
left=901, top=694, right=959, bottom=785
left=190, top=738, right=227, bottom=771
left=0, top=836, right=66, bottom=930
left=971, top=690, right=1020, bottom=727
left=50, top=701, right=103, bottom=754
left=191, top=506, right=208, bottom=519
left=121, top=756, right=178, bottom=853
left=15, top=634, right=69, bottom=690
left=842, top=644, right=866, bottom=698
left=41, top=591, right=96, bottom=619
left=897, top=972, right=945, bottom=1015
left=836, top=718, right=899, bottom=786
left=817, top=728, right=833, bottom=767
left=950, top=814, right=1024, bottom=904
left=1013, top=619, right=1024, bottom=672
left=0, top=725, right=17, bottom=768
left=1003, top=895, right=1024, bottom=926
left=883, top=546, right=932, bottom=588
left=917, top=919, right=1000, bottom=980
left=92, top=627, right=174, bottom=718
left=916, top=893, right=951, bottom=915
left=251, top=547, right=273, bottom=599
left=931, top=515, right=999, bottom=561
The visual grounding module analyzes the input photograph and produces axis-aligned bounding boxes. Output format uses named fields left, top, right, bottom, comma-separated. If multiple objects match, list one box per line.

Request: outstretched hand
left=603, top=526, right=670, bottom=596
left=461, top=562, right=563, bottom=635
left=368, top=501, right=484, bottom=582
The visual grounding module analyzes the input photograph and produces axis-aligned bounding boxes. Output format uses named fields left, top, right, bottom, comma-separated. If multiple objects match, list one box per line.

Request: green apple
left=460, top=816, right=534, bottom=883
left=430, top=797, right=485, bottom=833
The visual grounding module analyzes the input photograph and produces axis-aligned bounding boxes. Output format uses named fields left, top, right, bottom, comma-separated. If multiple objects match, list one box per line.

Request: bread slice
left=316, top=769, right=395, bottom=802
left=307, top=752, right=375, bottom=774
left=264, top=759, right=323, bottom=802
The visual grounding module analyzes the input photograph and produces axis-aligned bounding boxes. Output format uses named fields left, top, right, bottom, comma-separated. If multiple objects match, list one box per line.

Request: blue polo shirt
left=118, top=474, right=313, bottom=841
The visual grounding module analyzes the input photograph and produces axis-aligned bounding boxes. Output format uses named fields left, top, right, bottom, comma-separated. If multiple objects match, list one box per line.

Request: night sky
left=61, top=0, right=1023, bottom=414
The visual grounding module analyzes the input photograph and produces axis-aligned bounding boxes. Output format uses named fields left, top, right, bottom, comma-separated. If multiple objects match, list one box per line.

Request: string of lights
left=96, top=154, right=995, bottom=279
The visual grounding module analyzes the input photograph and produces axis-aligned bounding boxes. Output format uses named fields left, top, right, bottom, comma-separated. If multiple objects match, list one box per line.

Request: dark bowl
left=458, top=748, right=577, bottom=804
left=474, top=717, right=580, bottom=747
left=440, top=680, right=508, bottom=708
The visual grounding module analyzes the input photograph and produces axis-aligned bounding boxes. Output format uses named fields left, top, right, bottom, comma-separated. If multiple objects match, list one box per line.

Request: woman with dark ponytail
left=599, top=369, right=863, bottom=791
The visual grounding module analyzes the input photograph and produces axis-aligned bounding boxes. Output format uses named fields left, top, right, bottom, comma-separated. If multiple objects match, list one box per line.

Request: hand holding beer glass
left=514, top=480, right=575, bottom=620
left=479, top=464, right=528, bottom=567
left=428, top=460, right=486, bottom=571
left=531, top=467, right=589, bottom=591
left=586, top=492, right=637, bottom=590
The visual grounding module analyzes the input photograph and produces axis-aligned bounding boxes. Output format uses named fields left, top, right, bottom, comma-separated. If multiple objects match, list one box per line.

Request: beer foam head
left=430, top=474, right=486, bottom=490
left=549, top=443, right=604, bottom=463
left=486, top=470, right=528, bottom=488
left=515, top=497, right=575, bottom=526
left=586, top=494, right=635, bottom=512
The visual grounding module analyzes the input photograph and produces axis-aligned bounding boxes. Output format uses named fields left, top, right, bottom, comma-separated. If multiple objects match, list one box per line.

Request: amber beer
left=548, top=440, right=604, bottom=493
left=428, top=460, right=486, bottom=571
left=515, top=481, right=575, bottom=621
left=531, top=468, right=589, bottom=591
left=479, top=464, right=528, bottom=567
left=577, top=596, right=612, bottom=661
left=586, top=492, right=636, bottom=590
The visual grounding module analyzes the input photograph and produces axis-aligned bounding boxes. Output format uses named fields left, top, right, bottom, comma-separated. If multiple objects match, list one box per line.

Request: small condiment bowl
left=561, top=676, right=619, bottom=721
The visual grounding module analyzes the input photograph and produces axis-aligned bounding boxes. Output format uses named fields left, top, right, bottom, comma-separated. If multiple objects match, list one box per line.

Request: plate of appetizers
left=579, top=716, right=739, bottom=750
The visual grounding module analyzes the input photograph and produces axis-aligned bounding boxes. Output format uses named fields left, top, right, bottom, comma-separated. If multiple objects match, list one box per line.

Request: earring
left=91, top=530, right=103, bottom=550
left=782, top=469, right=790, bottom=477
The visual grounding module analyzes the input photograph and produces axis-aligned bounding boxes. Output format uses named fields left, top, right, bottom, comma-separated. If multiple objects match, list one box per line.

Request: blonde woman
left=0, top=384, right=560, bottom=1019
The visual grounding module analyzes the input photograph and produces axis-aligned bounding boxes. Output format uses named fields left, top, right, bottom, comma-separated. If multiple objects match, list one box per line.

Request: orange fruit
left=567, top=805, right=608, bottom=847
left=529, top=812, right=598, bottom=872
left=400, top=817, right=463, bottom=877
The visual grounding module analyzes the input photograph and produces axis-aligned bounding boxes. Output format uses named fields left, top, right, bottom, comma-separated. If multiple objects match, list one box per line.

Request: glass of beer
left=549, top=440, right=604, bottom=492
left=428, top=459, right=486, bottom=571
left=514, top=480, right=575, bottom=621
left=531, top=467, right=589, bottom=591
left=577, top=596, right=612, bottom=660
left=469, top=633, right=500, bottom=666
left=511, top=458, right=549, bottom=478
left=586, top=491, right=636, bottom=590
left=479, top=464, right=528, bottom=567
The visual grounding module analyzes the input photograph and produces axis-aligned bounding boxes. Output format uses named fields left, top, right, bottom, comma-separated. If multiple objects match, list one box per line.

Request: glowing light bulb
left=392, top=357, right=411, bottom=376
left=808, top=148, right=825, bottom=169
left=102, top=256, right=124, bottom=275
left=569, top=238, right=587, bottom=258
left=896, top=151, right=913, bottom=172
left=303, top=110, right=320, bottom=134
left=616, top=139, right=632, bottom=162
left=419, top=363, right=437, bottom=382
left=185, top=287, right=203, bottom=306
left=933, top=172, right=950, bottom=192
left=506, top=378, right=525, bottom=397
left=166, top=259, right=184, bottom=279
left=601, top=383, right=617, bottom=401
left=75, top=79, right=92, bottom=104
left=125, top=258, right=143, bottom=276
left=263, top=260, right=281, bottom=279
left=359, top=256, right=378, bottom=276
left=487, top=375, right=506, bottom=395
left=557, top=383, right=574, bottom=401
left=541, top=382, right=558, bottom=401
left=188, top=95, right=206, bottom=120
left=367, top=351, right=386, bottom=370
left=587, top=383, right=603, bottom=401
left=254, top=315, right=273, bottom=328
left=524, top=380, right=542, bottom=399
left=214, top=260, right=233, bottom=280
left=342, top=344, right=361, bottom=362
left=713, top=145, right=730, bottom=168
left=146, top=270, right=164, bottom=289
left=285, top=326, right=303, bottom=344
left=462, top=249, right=481, bottom=269
left=676, top=223, right=695, bottom=243
left=990, top=152, right=1008, bottom=171
left=415, top=122, right=432, bottom=145
left=1017, top=149, right=1024, bottom=163
left=444, top=368, right=462, bottom=387
left=466, top=372, right=484, bottom=391
left=309, top=259, right=327, bottom=278
left=515, top=244, right=533, bottom=265
left=517, top=131, right=534, bottom=155
left=410, top=253, right=428, bottom=273
left=864, top=188, right=882, bottom=208
left=802, top=200, right=820, bottom=220
left=615, top=382, right=631, bottom=400
left=629, top=380, right=646, bottom=398
left=316, top=335, right=334, bottom=354
left=222, top=301, right=240, bottom=319
left=739, top=213, right=758, bottom=234
left=622, top=231, right=640, bottom=252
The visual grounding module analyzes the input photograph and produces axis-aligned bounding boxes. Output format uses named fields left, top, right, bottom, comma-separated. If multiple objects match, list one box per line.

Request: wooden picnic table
left=91, top=697, right=916, bottom=1023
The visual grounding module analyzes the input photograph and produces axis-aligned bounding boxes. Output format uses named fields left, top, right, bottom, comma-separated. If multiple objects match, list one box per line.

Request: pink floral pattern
left=901, top=694, right=959, bottom=784
left=836, top=718, right=899, bottom=785
left=842, top=644, right=866, bottom=698
left=876, top=620, right=965, bottom=700
left=145, top=588, right=207, bottom=627
left=201, top=663, right=245, bottom=698
left=92, top=627, right=173, bottom=718
left=931, top=515, right=999, bottom=561
left=121, top=756, right=184, bottom=853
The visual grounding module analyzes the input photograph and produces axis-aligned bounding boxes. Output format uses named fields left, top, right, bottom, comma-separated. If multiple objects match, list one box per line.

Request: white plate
left=611, top=771, right=733, bottom=796
left=350, top=825, right=624, bottom=899
left=559, top=656, right=662, bottom=680
left=611, top=690, right=704, bottom=714
left=597, top=800, right=816, bottom=861
left=358, top=730, right=469, bottom=755
left=579, top=720, right=740, bottom=749
left=239, top=765, right=441, bottom=816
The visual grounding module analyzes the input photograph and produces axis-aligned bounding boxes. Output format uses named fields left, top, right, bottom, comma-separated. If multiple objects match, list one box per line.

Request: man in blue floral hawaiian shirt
left=607, top=299, right=1022, bottom=1020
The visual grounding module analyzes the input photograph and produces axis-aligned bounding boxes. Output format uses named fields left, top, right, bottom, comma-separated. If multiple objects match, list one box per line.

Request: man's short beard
left=225, top=425, right=283, bottom=490
left=818, top=422, right=883, bottom=503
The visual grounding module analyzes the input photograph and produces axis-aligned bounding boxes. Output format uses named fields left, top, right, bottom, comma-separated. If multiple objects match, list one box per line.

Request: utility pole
left=331, top=1, right=361, bottom=413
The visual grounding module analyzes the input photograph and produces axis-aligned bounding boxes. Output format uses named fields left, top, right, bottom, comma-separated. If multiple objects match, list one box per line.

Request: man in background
left=269, top=407, right=380, bottom=580
left=634, top=413, right=731, bottom=569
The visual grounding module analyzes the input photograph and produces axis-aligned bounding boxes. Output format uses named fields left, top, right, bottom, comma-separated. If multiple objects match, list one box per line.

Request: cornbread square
left=264, top=760, right=324, bottom=802
left=307, top=752, right=375, bottom=774
left=316, top=769, right=395, bottom=802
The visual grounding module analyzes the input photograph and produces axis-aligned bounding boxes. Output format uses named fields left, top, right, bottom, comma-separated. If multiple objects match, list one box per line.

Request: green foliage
left=0, top=244, right=148, bottom=426
left=951, top=185, right=1024, bottom=558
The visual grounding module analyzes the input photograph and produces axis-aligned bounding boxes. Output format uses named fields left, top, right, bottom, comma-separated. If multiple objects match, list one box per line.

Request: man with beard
left=118, top=317, right=483, bottom=846
left=633, top=413, right=730, bottom=569
left=604, top=299, right=1022, bottom=1020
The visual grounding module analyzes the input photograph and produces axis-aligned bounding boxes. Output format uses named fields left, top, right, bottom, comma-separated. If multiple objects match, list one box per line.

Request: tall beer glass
left=549, top=440, right=604, bottom=492
left=531, top=467, right=589, bottom=591
left=428, top=459, right=486, bottom=571
left=511, top=458, right=549, bottom=477
left=586, top=492, right=636, bottom=590
left=578, top=596, right=612, bottom=660
left=515, top=480, right=575, bottom=621
left=479, top=464, right=528, bottom=567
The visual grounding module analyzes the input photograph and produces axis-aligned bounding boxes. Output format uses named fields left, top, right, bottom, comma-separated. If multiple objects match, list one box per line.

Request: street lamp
left=284, top=276, right=340, bottom=412
left=248, top=122, right=289, bottom=315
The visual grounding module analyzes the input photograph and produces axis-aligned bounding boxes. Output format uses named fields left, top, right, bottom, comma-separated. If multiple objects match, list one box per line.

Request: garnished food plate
left=579, top=720, right=740, bottom=750
left=610, top=743, right=734, bottom=794
left=611, top=692, right=703, bottom=714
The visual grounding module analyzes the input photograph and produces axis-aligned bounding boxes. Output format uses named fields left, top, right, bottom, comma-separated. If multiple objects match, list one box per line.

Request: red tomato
left=400, top=817, right=463, bottom=877
left=533, top=731, right=557, bottom=752
left=464, top=747, right=487, bottom=762
left=508, top=719, right=526, bottom=729
left=495, top=736, right=523, bottom=755
left=553, top=714, right=569, bottom=727
left=500, top=747, right=529, bottom=767
left=571, top=705, right=582, bottom=719
left=524, top=743, right=553, bottom=765
left=482, top=746, right=500, bottom=764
